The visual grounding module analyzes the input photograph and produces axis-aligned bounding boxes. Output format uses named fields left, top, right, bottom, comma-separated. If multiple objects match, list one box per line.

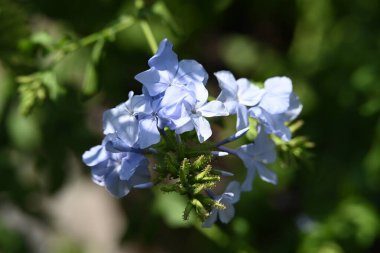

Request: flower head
left=135, top=39, right=208, bottom=97
left=249, top=77, right=302, bottom=141
left=234, top=129, right=277, bottom=192
left=82, top=137, right=152, bottom=198
left=215, top=71, right=263, bottom=132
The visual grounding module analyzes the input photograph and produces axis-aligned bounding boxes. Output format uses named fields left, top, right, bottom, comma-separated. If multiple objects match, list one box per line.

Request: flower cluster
left=82, top=38, right=302, bottom=227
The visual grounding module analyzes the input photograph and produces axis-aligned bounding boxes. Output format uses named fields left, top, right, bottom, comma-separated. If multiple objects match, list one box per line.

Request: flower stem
left=62, top=15, right=135, bottom=55
left=140, top=19, right=158, bottom=54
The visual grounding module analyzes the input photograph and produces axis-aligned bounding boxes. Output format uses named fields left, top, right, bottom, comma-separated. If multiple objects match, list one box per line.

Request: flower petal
left=241, top=162, right=256, bottom=192
left=192, top=115, right=212, bottom=143
left=202, top=209, right=218, bottom=228
left=236, top=78, right=264, bottom=106
left=176, top=59, right=208, bottom=85
left=284, top=92, right=302, bottom=121
left=255, top=161, right=278, bottom=185
left=120, top=153, right=146, bottom=180
left=214, top=71, right=238, bottom=99
left=135, top=68, right=171, bottom=96
left=82, top=145, right=108, bottom=167
left=218, top=202, right=235, bottom=224
left=104, top=169, right=131, bottom=198
left=236, top=104, right=249, bottom=132
left=129, top=94, right=153, bottom=114
left=259, top=76, right=292, bottom=114
left=138, top=117, right=161, bottom=148
left=225, top=181, right=241, bottom=204
left=249, top=107, right=291, bottom=142
left=250, top=129, right=277, bottom=163
left=148, top=38, right=178, bottom=72
left=198, top=100, right=228, bottom=117
left=118, top=114, right=139, bottom=146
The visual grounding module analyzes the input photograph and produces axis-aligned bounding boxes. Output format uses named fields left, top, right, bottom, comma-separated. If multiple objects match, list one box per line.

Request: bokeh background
left=1, top=0, right=380, bottom=252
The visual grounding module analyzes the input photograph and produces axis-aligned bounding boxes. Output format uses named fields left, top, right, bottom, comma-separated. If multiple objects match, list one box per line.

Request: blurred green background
left=1, top=0, right=380, bottom=252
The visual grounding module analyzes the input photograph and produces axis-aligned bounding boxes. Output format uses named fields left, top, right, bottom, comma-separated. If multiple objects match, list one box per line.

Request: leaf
left=31, top=32, right=54, bottom=51
left=82, top=62, right=97, bottom=96
left=91, top=38, right=105, bottom=63
left=41, top=71, right=65, bottom=100
left=153, top=190, right=195, bottom=228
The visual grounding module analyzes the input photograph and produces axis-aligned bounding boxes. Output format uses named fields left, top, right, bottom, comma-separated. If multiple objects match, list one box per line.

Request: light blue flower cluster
left=82, top=38, right=302, bottom=227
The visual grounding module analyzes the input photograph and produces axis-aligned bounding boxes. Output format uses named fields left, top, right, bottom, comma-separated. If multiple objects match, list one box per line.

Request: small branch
left=140, top=19, right=158, bottom=54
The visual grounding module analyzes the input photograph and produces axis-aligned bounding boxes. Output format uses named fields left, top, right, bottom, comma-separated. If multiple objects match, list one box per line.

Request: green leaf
left=154, top=190, right=194, bottom=228
left=31, top=32, right=54, bottom=51
left=41, top=71, right=65, bottom=100
left=91, top=38, right=105, bottom=63
left=82, top=62, right=97, bottom=95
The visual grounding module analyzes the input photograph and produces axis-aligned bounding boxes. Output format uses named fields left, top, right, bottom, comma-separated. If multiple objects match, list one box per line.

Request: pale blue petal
left=264, top=76, right=292, bottom=94
left=90, top=162, right=109, bottom=177
left=218, top=202, right=235, bottom=224
left=175, top=59, right=208, bottom=85
left=284, top=93, right=302, bottom=121
left=117, top=114, right=139, bottom=146
left=104, top=169, right=130, bottom=198
left=241, top=162, right=255, bottom=192
left=225, top=181, right=241, bottom=203
left=138, top=117, right=161, bottom=148
left=236, top=78, right=264, bottom=106
left=103, top=104, right=123, bottom=135
left=135, top=68, right=171, bottom=96
left=82, top=145, right=108, bottom=167
left=91, top=174, right=105, bottom=186
left=148, top=38, right=178, bottom=72
left=255, top=161, right=278, bottom=185
left=174, top=120, right=194, bottom=134
left=236, top=104, right=249, bottom=132
left=130, top=160, right=151, bottom=188
left=250, top=129, right=277, bottom=163
left=214, top=71, right=238, bottom=98
left=187, top=82, right=208, bottom=105
left=119, top=153, right=146, bottom=180
left=159, top=85, right=195, bottom=112
left=104, top=134, right=133, bottom=152
left=219, top=97, right=238, bottom=114
left=249, top=107, right=291, bottom=142
left=162, top=99, right=192, bottom=129
left=192, top=115, right=212, bottom=143
left=129, top=94, right=153, bottom=114
left=259, top=76, right=292, bottom=114
left=202, top=209, right=218, bottom=228
left=198, top=100, right=228, bottom=117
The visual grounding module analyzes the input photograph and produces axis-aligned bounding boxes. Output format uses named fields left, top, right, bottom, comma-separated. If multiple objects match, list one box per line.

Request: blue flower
left=248, top=77, right=300, bottom=141
left=234, top=129, right=277, bottom=192
left=215, top=71, right=263, bottom=132
left=135, top=39, right=208, bottom=97
left=203, top=181, right=241, bottom=227
left=82, top=138, right=152, bottom=198
left=156, top=85, right=196, bottom=131
left=169, top=84, right=228, bottom=142
left=103, top=91, right=162, bottom=149
left=103, top=91, right=153, bottom=147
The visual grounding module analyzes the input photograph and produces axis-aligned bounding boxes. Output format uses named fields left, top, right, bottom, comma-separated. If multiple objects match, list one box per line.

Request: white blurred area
left=46, top=176, right=127, bottom=253
left=0, top=148, right=132, bottom=253
left=0, top=174, right=127, bottom=253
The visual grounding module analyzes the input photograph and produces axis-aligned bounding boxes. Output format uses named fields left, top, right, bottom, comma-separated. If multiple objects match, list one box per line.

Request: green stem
left=140, top=20, right=158, bottom=54
left=63, top=15, right=135, bottom=54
